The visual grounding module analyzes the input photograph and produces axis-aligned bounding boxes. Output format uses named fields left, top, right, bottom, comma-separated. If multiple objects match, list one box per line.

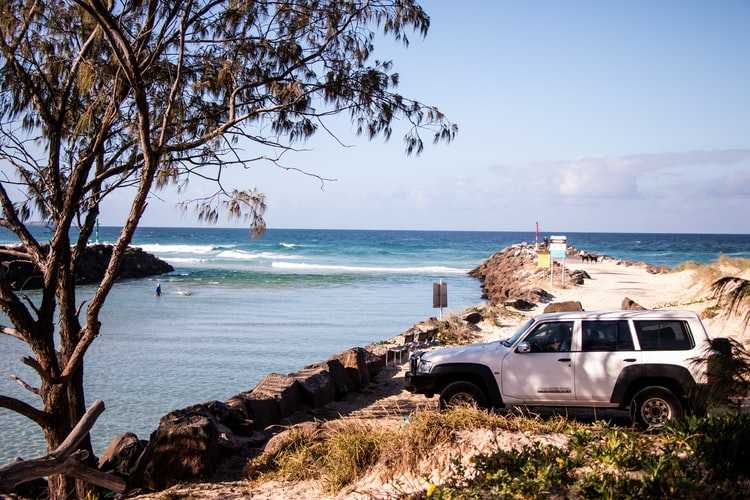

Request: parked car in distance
left=405, top=310, right=713, bottom=428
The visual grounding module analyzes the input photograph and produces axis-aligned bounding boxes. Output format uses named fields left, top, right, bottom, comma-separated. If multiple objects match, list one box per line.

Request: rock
left=136, top=410, right=220, bottom=490
left=363, top=347, right=386, bottom=378
left=646, top=264, right=669, bottom=274
left=505, top=298, right=535, bottom=311
left=98, top=432, right=145, bottom=477
left=305, top=358, right=350, bottom=397
left=250, top=373, right=306, bottom=421
left=0, top=244, right=173, bottom=290
left=289, top=367, right=336, bottom=408
left=621, top=297, right=647, bottom=310
left=543, top=301, right=584, bottom=313
left=462, top=310, right=483, bottom=324
left=261, top=421, right=321, bottom=458
left=569, top=270, right=591, bottom=285
left=330, top=347, right=369, bottom=390
left=179, top=400, right=253, bottom=436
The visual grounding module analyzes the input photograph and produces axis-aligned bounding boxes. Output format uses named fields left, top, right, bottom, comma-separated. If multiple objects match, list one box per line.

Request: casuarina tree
left=0, top=1, right=455, bottom=497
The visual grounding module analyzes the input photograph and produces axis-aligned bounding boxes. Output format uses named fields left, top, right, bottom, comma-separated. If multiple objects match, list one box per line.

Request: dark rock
left=305, top=358, right=350, bottom=397
left=136, top=410, right=220, bottom=490
left=363, top=347, right=386, bottom=378
left=180, top=400, right=253, bottom=436
left=543, top=301, right=584, bottom=313
left=330, top=347, right=369, bottom=390
left=569, top=270, right=591, bottom=285
left=621, top=297, right=647, bottom=310
left=0, top=244, right=173, bottom=290
left=289, top=367, right=336, bottom=408
left=98, top=432, right=145, bottom=478
left=506, top=298, right=535, bottom=311
left=250, top=373, right=306, bottom=420
left=462, top=311, right=483, bottom=324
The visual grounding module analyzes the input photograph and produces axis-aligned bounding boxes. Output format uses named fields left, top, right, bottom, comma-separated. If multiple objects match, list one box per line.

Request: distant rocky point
left=0, top=244, right=174, bottom=290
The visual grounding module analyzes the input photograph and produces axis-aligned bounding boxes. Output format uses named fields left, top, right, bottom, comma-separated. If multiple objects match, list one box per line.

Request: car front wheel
left=439, top=381, right=488, bottom=410
left=631, top=387, right=683, bottom=429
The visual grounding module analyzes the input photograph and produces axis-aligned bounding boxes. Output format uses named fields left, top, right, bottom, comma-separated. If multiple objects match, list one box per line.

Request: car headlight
left=417, top=359, right=433, bottom=374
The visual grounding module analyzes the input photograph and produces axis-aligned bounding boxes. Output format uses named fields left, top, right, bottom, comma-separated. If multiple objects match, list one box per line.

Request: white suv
left=406, top=310, right=713, bottom=427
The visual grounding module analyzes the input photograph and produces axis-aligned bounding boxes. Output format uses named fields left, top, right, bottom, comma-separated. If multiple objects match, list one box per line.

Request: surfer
left=155, top=282, right=162, bottom=297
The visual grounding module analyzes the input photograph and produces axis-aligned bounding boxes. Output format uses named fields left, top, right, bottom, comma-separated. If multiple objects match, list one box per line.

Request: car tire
left=631, top=386, right=683, bottom=429
left=439, top=381, right=488, bottom=410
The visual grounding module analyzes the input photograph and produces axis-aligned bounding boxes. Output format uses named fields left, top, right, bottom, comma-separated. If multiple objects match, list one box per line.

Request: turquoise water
left=1, top=228, right=749, bottom=462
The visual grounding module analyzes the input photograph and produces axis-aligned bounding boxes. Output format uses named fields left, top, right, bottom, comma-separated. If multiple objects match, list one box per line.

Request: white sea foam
left=279, top=242, right=301, bottom=248
left=216, top=250, right=298, bottom=260
left=271, top=262, right=469, bottom=274
left=136, top=243, right=218, bottom=254
left=165, top=257, right=208, bottom=263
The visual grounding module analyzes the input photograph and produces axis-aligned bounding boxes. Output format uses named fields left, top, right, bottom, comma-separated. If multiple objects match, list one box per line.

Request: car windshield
left=502, top=319, right=534, bottom=347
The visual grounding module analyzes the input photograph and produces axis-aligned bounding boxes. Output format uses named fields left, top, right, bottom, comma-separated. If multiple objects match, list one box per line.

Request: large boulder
left=543, top=301, right=584, bottom=313
left=98, top=432, right=146, bottom=478
left=621, top=297, right=647, bottom=310
left=136, top=409, right=220, bottom=490
left=462, top=310, right=483, bottom=324
left=363, top=347, right=386, bottom=378
left=330, top=347, right=369, bottom=390
left=305, top=358, right=350, bottom=397
left=249, top=373, right=306, bottom=425
left=289, top=367, right=336, bottom=408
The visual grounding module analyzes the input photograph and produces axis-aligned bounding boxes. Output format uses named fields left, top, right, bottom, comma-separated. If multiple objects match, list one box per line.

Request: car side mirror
left=516, top=342, right=531, bottom=353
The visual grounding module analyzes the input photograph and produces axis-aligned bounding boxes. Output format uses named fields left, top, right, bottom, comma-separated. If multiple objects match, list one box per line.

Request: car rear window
left=633, top=320, right=694, bottom=351
left=582, top=320, right=634, bottom=351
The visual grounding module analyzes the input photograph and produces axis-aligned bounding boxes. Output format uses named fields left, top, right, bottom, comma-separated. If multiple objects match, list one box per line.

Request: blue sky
left=105, top=0, right=750, bottom=233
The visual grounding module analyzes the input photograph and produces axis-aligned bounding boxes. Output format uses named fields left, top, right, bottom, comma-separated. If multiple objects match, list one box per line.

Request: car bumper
left=405, top=372, right=437, bottom=396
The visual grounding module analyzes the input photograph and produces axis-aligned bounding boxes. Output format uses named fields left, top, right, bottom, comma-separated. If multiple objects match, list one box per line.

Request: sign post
left=549, top=235, right=568, bottom=287
left=433, top=280, right=448, bottom=319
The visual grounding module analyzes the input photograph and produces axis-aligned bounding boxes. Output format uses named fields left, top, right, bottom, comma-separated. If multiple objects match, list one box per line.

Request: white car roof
left=535, top=309, right=701, bottom=321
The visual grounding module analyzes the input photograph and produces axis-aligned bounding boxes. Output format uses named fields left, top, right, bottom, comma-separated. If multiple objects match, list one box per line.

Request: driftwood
left=0, top=399, right=126, bottom=494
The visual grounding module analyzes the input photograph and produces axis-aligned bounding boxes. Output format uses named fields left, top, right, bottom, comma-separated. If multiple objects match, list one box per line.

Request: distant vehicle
left=406, top=310, right=714, bottom=428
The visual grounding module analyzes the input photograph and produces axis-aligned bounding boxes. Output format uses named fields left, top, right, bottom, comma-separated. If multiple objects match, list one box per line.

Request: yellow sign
left=537, top=252, right=551, bottom=268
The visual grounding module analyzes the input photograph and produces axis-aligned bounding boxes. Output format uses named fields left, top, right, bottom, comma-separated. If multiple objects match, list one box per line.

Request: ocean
left=1, top=227, right=750, bottom=462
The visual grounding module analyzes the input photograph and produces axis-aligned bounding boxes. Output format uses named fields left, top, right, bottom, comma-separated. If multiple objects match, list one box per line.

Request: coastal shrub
left=429, top=414, right=750, bottom=499
left=247, top=420, right=387, bottom=492
left=436, top=315, right=481, bottom=345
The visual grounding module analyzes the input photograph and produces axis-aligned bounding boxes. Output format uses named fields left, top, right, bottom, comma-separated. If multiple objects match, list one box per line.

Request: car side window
left=523, top=321, right=573, bottom=353
left=582, top=321, right=634, bottom=352
left=634, top=320, right=693, bottom=351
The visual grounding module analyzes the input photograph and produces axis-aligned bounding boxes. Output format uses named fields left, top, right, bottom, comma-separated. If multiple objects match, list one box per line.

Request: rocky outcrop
left=0, top=244, right=173, bottom=290
left=543, top=301, right=584, bottom=313
left=98, top=433, right=146, bottom=478
left=469, top=243, right=587, bottom=307
left=622, top=297, right=647, bottom=310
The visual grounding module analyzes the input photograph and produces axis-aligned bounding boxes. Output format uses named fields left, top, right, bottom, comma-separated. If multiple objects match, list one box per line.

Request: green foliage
left=430, top=415, right=750, bottom=500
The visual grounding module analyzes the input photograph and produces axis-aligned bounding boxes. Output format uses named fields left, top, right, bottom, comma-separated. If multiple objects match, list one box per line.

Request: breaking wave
left=271, top=262, right=469, bottom=274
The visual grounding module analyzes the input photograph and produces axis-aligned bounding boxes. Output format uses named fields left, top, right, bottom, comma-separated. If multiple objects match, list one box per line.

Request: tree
left=0, top=1, right=455, bottom=497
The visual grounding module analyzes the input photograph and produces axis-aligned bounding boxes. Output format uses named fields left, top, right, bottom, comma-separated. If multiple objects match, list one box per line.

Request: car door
left=501, top=320, right=576, bottom=401
left=573, top=320, right=641, bottom=403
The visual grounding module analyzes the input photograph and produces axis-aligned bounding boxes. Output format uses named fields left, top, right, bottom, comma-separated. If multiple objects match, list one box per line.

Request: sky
left=104, top=0, right=750, bottom=233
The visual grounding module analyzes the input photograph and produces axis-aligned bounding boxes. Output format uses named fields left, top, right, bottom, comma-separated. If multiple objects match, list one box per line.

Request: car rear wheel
left=631, top=387, right=683, bottom=429
left=439, top=381, right=487, bottom=410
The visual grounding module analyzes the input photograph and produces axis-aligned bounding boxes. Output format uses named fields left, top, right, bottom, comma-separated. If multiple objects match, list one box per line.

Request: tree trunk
left=41, top=364, right=92, bottom=499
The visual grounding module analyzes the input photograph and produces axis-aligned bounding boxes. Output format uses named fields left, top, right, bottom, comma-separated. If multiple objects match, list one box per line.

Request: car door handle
left=557, top=358, right=571, bottom=362
left=623, top=358, right=636, bottom=362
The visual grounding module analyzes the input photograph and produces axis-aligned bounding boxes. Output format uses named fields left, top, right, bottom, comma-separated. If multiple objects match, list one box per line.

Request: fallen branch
left=0, top=399, right=126, bottom=494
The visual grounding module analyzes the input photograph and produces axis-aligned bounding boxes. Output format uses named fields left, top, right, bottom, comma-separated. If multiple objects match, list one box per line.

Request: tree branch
left=0, top=395, right=50, bottom=428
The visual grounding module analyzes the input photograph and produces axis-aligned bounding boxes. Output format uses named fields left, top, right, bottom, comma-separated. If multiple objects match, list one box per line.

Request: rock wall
left=102, top=345, right=387, bottom=493
left=0, top=244, right=173, bottom=290
left=468, top=243, right=591, bottom=307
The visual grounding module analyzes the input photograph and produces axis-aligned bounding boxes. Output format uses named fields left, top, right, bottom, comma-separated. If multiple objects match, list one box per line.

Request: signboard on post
left=433, top=280, right=448, bottom=318
left=549, top=235, right=567, bottom=259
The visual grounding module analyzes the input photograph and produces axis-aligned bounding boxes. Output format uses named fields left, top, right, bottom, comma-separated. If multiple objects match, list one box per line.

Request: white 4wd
left=405, top=310, right=713, bottom=427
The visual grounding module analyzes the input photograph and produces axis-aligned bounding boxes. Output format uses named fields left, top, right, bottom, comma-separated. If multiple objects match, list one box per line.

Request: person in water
left=155, top=282, right=162, bottom=297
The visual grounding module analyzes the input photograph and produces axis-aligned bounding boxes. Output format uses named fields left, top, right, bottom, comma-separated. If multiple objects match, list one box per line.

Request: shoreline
left=6, top=240, right=750, bottom=497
